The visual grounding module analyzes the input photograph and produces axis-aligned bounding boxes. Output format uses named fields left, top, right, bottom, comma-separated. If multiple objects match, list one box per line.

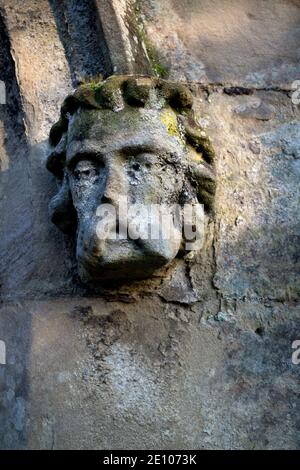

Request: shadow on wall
left=214, top=118, right=300, bottom=301
left=200, top=310, right=300, bottom=449
left=0, top=12, right=28, bottom=171
left=0, top=10, right=35, bottom=298
left=48, top=0, right=113, bottom=86
left=0, top=303, right=32, bottom=449
left=0, top=16, right=31, bottom=449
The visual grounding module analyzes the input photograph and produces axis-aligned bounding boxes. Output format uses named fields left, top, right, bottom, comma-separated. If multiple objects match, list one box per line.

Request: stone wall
left=0, top=0, right=299, bottom=449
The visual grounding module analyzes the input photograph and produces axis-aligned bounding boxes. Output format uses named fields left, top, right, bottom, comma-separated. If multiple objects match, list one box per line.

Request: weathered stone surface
left=0, top=304, right=30, bottom=449
left=0, top=0, right=76, bottom=301
left=137, top=0, right=300, bottom=86
left=0, top=0, right=299, bottom=450
left=0, top=298, right=298, bottom=449
left=95, top=0, right=152, bottom=75
left=202, top=90, right=300, bottom=301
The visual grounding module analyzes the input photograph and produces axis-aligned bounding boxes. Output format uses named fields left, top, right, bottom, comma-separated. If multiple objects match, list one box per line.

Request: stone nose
left=101, top=157, right=127, bottom=205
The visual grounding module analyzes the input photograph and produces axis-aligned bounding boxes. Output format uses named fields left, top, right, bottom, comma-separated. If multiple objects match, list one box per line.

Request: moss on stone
left=97, top=76, right=127, bottom=111
left=141, top=32, right=168, bottom=78
left=73, top=77, right=122, bottom=111
left=133, top=5, right=168, bottom=79
left=158, top=82, right=193, bottom=110
left=124, top=76, right=153, bottom=106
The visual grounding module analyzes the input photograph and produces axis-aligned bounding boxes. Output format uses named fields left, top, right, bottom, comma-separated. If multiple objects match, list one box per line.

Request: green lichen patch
left=124, top=76, right=153, bottom=106
left=74, top=75, right=128, bottom=112
left=141, top=33, right=168, bottom=78
left=96, top=75, right=127, bottom=111
left=133, top=4, right=169, bottom=78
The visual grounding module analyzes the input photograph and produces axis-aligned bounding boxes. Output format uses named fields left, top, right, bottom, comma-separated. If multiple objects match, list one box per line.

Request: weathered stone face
left=67, top=106, right=186, bottom=283
left=1, top=0, right=300, bottom=451
left=46, top=75, right=216, bottom=285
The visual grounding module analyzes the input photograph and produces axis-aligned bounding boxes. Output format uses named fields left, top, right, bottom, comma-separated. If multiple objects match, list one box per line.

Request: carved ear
left=187, top=161, right=216, bottom=213
left=49, top=175, right=77, bottom=234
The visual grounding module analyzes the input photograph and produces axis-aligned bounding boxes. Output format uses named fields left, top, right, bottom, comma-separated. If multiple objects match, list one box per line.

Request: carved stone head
left=47, top=75, right=216, bottom=284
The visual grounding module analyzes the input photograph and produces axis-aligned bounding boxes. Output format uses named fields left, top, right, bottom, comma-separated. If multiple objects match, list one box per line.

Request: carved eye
left=135, top=153, right=157, bottom=169
left=73, top=160, right=99, bottom=181
left=132, top=162, right=141, bottom=171
left=128, top=154, right=156, bottom=171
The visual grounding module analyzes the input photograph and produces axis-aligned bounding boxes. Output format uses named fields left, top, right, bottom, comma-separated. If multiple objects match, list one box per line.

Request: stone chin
left=76, top=231, right=181, bottom=284
left=78, top=253, right=167, bottom=284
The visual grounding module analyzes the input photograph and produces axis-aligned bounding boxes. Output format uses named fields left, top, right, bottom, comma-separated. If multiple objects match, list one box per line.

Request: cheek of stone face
left=68, top=160, right=106, bottom=216
left=125, top=155, right=182, bottom=205
left=123, top=157, right=183, bottom=261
